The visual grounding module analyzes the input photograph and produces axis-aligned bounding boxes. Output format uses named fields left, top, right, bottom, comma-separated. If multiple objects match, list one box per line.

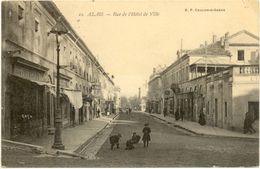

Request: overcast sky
left=54, top=0, right=259, bottom=97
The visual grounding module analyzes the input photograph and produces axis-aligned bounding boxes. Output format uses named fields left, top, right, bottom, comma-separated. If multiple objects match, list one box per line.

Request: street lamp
left=49, top=20, right=68, bottom=150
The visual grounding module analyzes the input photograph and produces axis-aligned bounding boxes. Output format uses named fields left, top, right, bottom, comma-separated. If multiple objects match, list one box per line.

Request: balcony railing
left=239, top=66, right=259, bottom=74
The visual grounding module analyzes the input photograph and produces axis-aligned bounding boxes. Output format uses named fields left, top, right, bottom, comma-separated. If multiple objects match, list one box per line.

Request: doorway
left=215, top=98, right=218, bottom=126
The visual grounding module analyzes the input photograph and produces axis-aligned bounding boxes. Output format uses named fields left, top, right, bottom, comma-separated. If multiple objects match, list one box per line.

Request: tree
left=120, top=96, right=129, bottom=108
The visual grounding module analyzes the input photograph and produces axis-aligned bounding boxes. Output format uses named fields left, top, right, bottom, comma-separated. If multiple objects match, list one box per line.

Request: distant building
left=147, top=65, right=166, bottom=113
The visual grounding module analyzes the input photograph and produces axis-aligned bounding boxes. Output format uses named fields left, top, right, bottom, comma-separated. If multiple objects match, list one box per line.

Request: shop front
left=5, top=56, right=51, bottom=140
left=7, top=74, right=53, bottom=140
left=163, top=89, right=176, bottom=116
left=177, top=92, right=194, bottom=121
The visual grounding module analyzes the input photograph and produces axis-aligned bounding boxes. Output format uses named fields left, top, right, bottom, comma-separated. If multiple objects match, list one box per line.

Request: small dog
left=109, top=133, right=122, bottom=150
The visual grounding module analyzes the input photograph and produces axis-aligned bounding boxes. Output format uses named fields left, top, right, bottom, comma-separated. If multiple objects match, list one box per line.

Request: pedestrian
left=244, top=112, right=256, bottom=134
left=125, top=139, right=135, bottom=150
left=175, top=110, right=180, bottom=121
left=132, top=132, right=141, bottom=144
left=142, top=123, right=151, bottom=147
left=180, top=109, right=184, bottom=121
left=109, top=133, right=122, bottom=150
left=198, top=111, right=206, bottom=126
left=97, top=109, right=100, bottom=118
left=163, top=108, right=167, bottom=117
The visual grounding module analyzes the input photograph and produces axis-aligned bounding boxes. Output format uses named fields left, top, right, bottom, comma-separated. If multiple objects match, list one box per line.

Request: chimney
left=138, top=88, right=141, bottom=99
left=224, top=32, right=229, bottom=40
left=212, top=35, right=217, bottom=43
left=220, top=36, right=224, bottom=47
left=224, top=32, right=229, bottom=49
left=177, top=50, right=180, bottom=59
left=224, top=40, right=229, bottom=50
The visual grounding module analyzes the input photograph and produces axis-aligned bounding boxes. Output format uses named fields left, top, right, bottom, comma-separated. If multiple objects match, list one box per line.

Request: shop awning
left=31, top=79, right=55, bottom=87
left=9, top=74, right=55, bottom=87
left=63, top=89, right=83, bottom=109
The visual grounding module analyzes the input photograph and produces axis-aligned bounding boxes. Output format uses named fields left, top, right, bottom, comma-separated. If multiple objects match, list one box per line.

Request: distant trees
left=120, top=96, right=130, bottom=108
left=120, top=95, right=141, bottom=110
left=128, top=96, right=140, bottom=110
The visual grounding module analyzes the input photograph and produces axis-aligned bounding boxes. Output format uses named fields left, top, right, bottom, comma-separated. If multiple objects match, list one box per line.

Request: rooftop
left=187, top=41, right=231, bottom=56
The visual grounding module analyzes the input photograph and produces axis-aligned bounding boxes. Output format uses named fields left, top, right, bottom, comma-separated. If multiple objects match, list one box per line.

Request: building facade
left=147, top=65, right=165, bottom=113
left=147, top=30, right=259, bottom=131
left=2, top=1, right=118, bottom=140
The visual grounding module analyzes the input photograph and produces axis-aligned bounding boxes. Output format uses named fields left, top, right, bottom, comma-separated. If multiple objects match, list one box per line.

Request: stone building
left=147, top=65, right=165, bottom=113
left=1, top=1, right=117, bottom=140
left=148, top=30, right=259, bottom=131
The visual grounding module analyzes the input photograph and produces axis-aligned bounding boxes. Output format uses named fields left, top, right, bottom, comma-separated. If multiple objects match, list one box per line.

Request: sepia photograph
left=1, top=0, right=259, bottom=167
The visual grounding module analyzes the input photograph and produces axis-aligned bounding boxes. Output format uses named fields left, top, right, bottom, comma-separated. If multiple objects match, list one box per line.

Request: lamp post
left=49, top=20, right=68, bottom=150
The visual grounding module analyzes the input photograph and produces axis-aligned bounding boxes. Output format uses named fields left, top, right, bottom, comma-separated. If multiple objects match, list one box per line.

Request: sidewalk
left=3, top=113, right=119, bottom=157
left=140, top=112, right=259, bottom=139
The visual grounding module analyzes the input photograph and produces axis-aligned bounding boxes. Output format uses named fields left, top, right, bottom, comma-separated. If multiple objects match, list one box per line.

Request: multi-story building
left=1, top=1, right=117, bottom=140
left=147, top=65, right=165, bottom=113
left=148, top=30, right=259, bottom=131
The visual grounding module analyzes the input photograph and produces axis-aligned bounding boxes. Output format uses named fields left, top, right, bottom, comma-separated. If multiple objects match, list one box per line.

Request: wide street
left=2, top=112, right=259, bottom=167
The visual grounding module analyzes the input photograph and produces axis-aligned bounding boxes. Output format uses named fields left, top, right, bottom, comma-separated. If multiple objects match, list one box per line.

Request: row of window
left=206, top=101, right=228, bottom=118
left=16, top=3, right=101, bottom=84
left=162, top=66, right=190, bottom=87
left=237, top=50, right=259, bottom=61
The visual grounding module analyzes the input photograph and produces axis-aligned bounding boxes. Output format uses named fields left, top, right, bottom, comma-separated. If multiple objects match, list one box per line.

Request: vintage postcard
left=1, top=0, right=259, bottom=167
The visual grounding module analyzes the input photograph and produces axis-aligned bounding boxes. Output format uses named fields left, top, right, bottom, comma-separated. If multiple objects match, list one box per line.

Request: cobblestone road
left=2, top=112, right=259, bottom=167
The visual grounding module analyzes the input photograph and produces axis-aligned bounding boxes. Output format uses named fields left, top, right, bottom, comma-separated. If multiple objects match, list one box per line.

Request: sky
left=54, top=0, right=259, bottom=97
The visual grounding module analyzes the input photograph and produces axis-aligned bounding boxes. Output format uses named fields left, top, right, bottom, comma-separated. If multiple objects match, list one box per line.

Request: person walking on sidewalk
left=97, top=109, right=101, bottom=118
left=109, top=134, right=122, bottom=150
left=175, top=110, right=180, bottom=121
left=244, top=112, right=256, bottom=134
left=163, top=108, right=167, bottom=117
left=198, top=111, right=206, bottom=126
left=180, top=109, right=184, bottom=121
left=142, top=123, right=151, bottom=147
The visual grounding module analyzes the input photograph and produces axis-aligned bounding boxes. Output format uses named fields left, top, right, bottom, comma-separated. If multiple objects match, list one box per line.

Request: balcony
left=238, top=65, right=259, bottom=74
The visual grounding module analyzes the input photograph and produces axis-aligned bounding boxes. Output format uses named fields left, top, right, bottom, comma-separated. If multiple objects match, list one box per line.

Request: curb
left=2, top=114, right=121, bottom=159
left=74, top=113, right=120, bottom=155
left=56, top=150, right=85, bottom=159
left=2, top=139, right=44, bottom=154
left=147, top=113, right=259, bottom=140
